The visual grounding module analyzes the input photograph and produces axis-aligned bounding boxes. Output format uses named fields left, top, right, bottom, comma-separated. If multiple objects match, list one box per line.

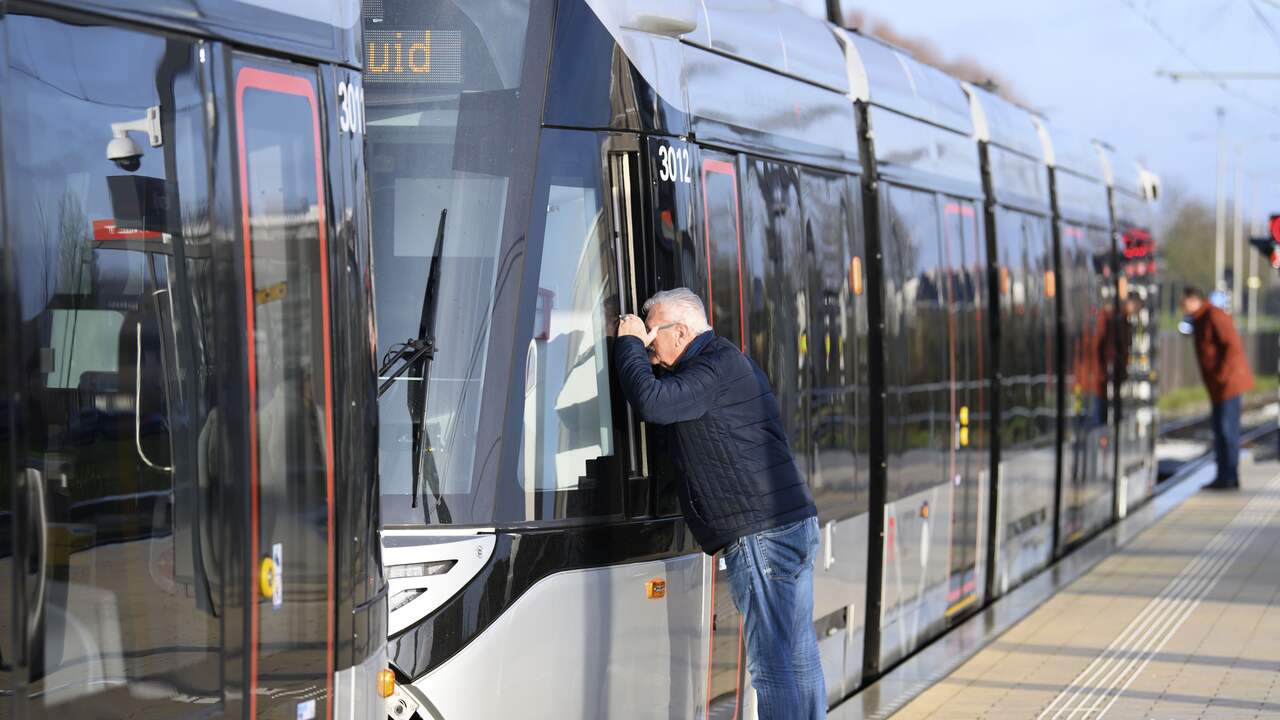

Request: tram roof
left=963, top=83, right=1043, bottom=161
left=1037, top=121, right=1108, bottom=183
left=38, top=0, right=361, bottom=67
left=843, top=31, right=972, bottom=136
left=682, top=0, right=850, bottom=94
left=1096, top=143, right=1151, bottom=200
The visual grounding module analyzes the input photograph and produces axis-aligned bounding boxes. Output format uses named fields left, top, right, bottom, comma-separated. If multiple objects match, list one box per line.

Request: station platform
left=872, top=454, right=1280, bottom=719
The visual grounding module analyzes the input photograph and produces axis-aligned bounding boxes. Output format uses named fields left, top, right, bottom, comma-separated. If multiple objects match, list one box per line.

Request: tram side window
left=701, top=155, right=744, bottom=349
left=799, top=168, right=863, bottom=519
left=881, top=185, right=947, bottom=502
left=3, top=17, right=220, bottom=714
left=994, top=208, right=1032, bottom=450
left=741, top=158, right=809, bottom=480
left=518, top=129, right=624, bottom=521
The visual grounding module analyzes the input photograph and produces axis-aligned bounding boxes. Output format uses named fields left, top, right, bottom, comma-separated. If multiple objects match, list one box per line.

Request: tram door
left=942, top=199, right=986, bottom=619
left=231, top=56, right=338, bottom=717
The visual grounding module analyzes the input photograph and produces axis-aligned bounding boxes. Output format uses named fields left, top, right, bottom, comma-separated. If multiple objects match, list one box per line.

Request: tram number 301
left=657, top=143, right=692, bottom=185
left=337, top=79, right=366, bottom=136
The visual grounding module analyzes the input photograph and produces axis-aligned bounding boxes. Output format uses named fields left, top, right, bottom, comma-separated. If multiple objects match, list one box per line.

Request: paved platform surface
left=890, top=455, right=1280, bottom=719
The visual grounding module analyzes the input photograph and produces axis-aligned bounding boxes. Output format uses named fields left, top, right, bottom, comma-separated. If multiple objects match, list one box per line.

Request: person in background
left=614, top=287, right=825, bottom=719
left=1182, top=287, right=1254, bottom=489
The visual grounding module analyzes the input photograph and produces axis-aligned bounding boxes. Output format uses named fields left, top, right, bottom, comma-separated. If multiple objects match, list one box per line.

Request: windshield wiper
left=377, top=209, right=450, bottom=518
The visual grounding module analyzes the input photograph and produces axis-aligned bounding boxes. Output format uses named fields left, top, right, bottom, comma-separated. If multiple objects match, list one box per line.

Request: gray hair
left=642, top=287, right=711, bottom=333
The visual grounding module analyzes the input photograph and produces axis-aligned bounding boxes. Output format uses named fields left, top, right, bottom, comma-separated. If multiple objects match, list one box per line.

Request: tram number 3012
left=657, top=143, right=692, bottom=185
left=337, top=79, right=366, bottom=136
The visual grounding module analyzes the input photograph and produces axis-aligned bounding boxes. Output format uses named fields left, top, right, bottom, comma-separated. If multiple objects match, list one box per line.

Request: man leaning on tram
left=616, top=288, right=825, bottom=719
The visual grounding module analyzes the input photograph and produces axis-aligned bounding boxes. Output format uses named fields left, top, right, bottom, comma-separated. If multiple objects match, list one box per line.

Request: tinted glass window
left=237, top=66, right=333, bottom=708
left=800, top=169, right=866, bottom=519
left=994, top=208, right=1055, bottom=453
left=1059, top=220, right=1117, bottom=542
left=702, top=155, right=744, bottom=349
left=881, top=185, right=947, bottom=502
left=364, top=0, right=537, bottom=525
left=516, top=129, right=623, bottom=522
left=742, top=158, right=808, bottom=479
left=2, top=17, right=220, bottom=716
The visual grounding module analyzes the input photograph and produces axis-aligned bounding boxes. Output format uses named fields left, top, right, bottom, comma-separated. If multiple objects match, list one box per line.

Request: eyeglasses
left=645, top=322, right=679, bottom=354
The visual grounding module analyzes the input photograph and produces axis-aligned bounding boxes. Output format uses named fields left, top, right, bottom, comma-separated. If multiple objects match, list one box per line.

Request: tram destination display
left=365, top=29, right=462, bottom=83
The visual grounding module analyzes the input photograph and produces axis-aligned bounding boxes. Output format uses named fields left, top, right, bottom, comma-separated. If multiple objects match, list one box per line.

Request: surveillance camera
left=107, top=134, right=143, bottom=172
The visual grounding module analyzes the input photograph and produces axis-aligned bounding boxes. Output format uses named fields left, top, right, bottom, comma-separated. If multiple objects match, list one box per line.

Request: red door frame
left=234, top=64, right=336, bottom=719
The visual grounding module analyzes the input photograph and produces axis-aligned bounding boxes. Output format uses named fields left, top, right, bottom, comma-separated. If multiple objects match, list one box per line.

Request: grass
left=1157, top=374, right=1280, bottom=416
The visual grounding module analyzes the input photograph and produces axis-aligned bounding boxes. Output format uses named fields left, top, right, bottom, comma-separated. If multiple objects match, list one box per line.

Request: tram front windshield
left=365, top=0, right=536, bottom=526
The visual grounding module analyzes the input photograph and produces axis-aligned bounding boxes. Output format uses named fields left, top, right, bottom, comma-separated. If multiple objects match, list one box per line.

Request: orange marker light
left=646, top=577, right=667, bottom=599
left=378, top=669, right=396, bottom=698
left=850, top=256, right=864, bottom=296
left=1044, top=270, right=1056, bottom=298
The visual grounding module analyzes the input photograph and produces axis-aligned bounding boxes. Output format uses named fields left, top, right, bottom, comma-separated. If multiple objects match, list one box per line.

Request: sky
left=853, top=0, right=1280, bottom=229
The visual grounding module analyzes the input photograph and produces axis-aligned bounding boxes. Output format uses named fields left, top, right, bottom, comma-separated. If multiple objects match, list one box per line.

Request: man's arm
left=614, top=336, right=717, bottom=424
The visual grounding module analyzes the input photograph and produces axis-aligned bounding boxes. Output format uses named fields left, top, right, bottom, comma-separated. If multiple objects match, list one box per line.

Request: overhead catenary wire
left=1249, top=0, right=1280, bottom=60
left=1122, top=0, right=1280, bottom=118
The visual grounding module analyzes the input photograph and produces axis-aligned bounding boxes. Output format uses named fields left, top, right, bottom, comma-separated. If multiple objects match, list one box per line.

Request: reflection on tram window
left=743, top=159, right=870, bottom=520
left=881, top=185, right=948, bottom=502
left=366, top=0, right=536, bottom=526
left=516, top=129, right=623, bottom=522
left=742, top=158, right=808, bottom=478
left=3, top=15, right=219, bottom=716
left=800, top=168, right=867, bottom=520
left=238, top=73, right=334, bottom=706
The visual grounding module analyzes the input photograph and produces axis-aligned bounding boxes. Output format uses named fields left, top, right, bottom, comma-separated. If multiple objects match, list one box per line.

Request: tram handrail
left=135, top=321, right=173, bottom=473
left=23, top=468, right=46, bottom=650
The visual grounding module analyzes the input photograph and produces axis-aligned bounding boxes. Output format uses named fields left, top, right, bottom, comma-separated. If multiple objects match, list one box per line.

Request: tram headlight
left=386, top=559, right=455, bottom=579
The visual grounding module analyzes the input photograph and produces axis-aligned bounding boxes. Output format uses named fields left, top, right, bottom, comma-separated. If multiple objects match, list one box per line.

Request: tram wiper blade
left=377, top=208, right=447, bottom=397
left=378, top=209, right=450, bottom=519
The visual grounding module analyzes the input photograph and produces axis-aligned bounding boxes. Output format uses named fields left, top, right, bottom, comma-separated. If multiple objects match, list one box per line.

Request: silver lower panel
left=410, top=554, right=707, bottom=719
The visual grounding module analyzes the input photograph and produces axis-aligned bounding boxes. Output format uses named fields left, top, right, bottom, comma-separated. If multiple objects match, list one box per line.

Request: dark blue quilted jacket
left=614, top=331, right=816, bottom=553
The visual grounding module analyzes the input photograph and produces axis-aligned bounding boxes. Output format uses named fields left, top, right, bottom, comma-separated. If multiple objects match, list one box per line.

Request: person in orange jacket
left=1182, top=287, right=1255, bottom=489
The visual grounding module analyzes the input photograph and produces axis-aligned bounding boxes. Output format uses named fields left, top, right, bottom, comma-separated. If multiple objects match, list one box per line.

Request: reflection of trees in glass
left=54, top=191, right=95, bottom=296
left=33, top=190, right=96, bottom=300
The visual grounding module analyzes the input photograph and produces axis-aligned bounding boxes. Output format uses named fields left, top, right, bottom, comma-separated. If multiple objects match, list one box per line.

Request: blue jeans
left=722, top=516, right=825, bottom=719
left=1211, top=394, right=1242, bottom=486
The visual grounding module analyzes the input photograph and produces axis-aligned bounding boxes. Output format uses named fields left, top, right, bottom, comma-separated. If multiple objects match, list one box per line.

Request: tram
left=0, top=1, right=386, bottom=718
left=363, top=1, right=1160, bottom=718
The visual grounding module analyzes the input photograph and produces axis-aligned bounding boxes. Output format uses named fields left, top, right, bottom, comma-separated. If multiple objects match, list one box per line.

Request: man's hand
left=618, top=314, right=654, bottom=344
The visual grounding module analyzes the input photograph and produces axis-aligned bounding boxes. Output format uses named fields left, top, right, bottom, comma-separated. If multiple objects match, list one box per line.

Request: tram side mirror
left=619, top=0, right=698, bottom=36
